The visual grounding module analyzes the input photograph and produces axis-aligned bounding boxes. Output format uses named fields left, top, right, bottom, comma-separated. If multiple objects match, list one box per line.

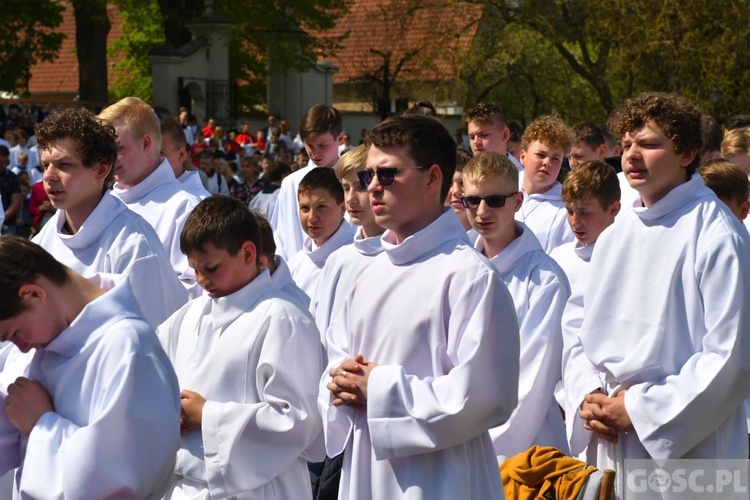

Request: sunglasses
left=461, top=192, right=518, bottom=209
left=357, top=166, right=424, bottom=189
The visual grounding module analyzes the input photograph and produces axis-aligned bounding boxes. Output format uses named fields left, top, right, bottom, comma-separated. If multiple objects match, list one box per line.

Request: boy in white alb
left=312, top=145, right=385, bottom=338
left=550, top=161, right=621, bottom=298
left=699, top=158, right=750, bottom=451
left=287, top=167, right=355, bottom=300
left=0, top=237, right=181, bottom=498
left=160, top=118, right=211, bottom=199
left=565, top=94, right=750, bottom=485
left=321, top=115, right=520, bottom=500
left=720, top=127, right=750, bottom=233
left=270, top=104, right=345, bottom=260
left=549, top=160, right=620, bottom=461
left=158, top=196, right=324, bottom=499
left=98, top=97, right=201, bottom=295
left=514, top=116, right=575, bottom=253
left=462, top=152, right=570, bottom=461
left=33, top=106, right=188, bottom=328
left=464, top=102, right=525, bottom=175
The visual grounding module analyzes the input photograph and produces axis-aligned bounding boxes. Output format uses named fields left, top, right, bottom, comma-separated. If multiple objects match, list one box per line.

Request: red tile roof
left=29, top=2, right=124, bottom=97
left=314, top=0, right=483, bottom=84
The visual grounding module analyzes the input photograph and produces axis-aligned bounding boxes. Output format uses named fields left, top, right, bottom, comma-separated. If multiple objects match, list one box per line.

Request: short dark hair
left=298, top=167, right=344, bottom=204
left=251, top=209, right=276, bottom=259
left=160, top=118, right=187, bottom=147
left=608, top=92, right=702, bottom=175
left=266, top=161, right=291, bottom=184
left=0, top=145, right=8, bottom=157
left=572, top=121, right=606, bottom=150
left=701, top=114, right=723, bottom=155
left=35, top=106, right=118, bottom=185
left=300, top=104, right=343, bottom=141
left=508, top=120, right=524, bottom=143
left=180, top=196, right=262, bottom=260
left=403, top=100, right=437, bottom=118
left=464, top=102, right=507, bottom=129
left=456, top=148, right=473, bottom=173
left=0, top=237, right=70, bottom=320
left=724, top=115, right=750, bottom=131
left=365, top=115, right=456, bottom=200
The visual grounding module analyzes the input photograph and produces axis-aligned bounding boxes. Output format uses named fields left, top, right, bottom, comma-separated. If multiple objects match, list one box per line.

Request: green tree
left=108, top=0, right=165, bottom=101
left=109, top=0, right=349, bottom=109
left=0, top=0, right=64, bottom=95
left=466, top=0, right=750, bottom=120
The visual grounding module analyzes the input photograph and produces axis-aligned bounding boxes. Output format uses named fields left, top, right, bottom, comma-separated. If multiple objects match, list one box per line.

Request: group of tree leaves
left=0, top=0, right=64, bottom=95
left=461, top=0, right=750, bottom=125
left=1, top=0, right=347, bottom=109
left=5, top=0, right=750, bottom=124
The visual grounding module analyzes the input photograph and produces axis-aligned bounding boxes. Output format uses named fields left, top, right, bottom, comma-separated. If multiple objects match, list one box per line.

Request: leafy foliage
left=464, top=0, right=750, bottom=121
left=0, top=0, right=64, bottom=94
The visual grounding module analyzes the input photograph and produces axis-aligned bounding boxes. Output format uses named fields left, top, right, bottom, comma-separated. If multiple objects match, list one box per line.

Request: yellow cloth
left=500, top=445, right=597, bottom=500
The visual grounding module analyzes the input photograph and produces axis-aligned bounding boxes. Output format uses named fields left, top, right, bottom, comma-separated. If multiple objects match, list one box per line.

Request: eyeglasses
left=461, top=192, right=518, bottom=209
left=357, top=166, right=424, bottom=189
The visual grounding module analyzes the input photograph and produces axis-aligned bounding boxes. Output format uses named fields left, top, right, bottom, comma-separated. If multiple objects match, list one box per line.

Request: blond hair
left=99, top=97, right=161, bottom=148
left=462, top=152, right=518, bottom=187
left=335, top=144, right=368, bottom=180
left=721, top=127, right=750, bottom=157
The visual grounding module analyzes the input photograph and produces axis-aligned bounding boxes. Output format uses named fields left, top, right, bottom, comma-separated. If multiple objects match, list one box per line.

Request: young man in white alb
left=99, top=97, right=201, bottom=295
left=321, top=115, right=520, bottom=500
left=564, top=94, right=750, bottom=490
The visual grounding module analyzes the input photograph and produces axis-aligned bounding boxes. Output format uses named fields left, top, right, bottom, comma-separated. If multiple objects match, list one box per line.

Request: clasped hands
left=327, top=354, right=377, bottom=408
left=579, top=388, right=633, bottom=443
left=4, top=377, right=53, bottom=436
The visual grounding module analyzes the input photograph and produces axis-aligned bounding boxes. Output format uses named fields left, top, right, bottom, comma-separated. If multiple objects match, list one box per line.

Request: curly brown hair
left=36, top=106, right=118, bottom=186
left=608, top=92, right=703, bottom=175
left=521, top=115, right=573, bottom=153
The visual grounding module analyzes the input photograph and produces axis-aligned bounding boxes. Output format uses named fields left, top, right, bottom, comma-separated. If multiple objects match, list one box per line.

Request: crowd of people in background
left=1, top=93, right=750, bottom=499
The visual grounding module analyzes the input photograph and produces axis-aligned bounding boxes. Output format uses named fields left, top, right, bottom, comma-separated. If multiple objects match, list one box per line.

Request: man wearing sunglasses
left=320, top=115, right=520, bottom=500
left=462, top=152, right=570, bottom=463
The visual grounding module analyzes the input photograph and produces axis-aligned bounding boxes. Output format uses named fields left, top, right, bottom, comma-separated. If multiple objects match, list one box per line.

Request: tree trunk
left=72, top=0, right=110, bottom=105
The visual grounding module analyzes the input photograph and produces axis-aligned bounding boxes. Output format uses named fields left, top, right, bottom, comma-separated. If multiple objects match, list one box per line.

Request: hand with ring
left=327, top=355, right=375, bottom=407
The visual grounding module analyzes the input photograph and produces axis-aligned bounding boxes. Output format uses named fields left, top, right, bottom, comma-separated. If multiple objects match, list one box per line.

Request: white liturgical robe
left=112, top=158, right=200, bottom=294
left=0, top=279, right=181, bottom=499
left=178, top=169, right=211, bottom=199
left=312, top=226, right=383, bottom=342
left=287, top=221, right=355, bottom=300
left=515, top=181, right=574, bottom=253
left=269, top=255, right=311, bottom=311
left=550, top=239, right=594, bottom=299
left=563, top=174, right=750, bottom=467
left=320, top=209, right=520, bottom=500
left=33, top=191, right=188, bottom=328
left=479, top=222, right=570, bottom=461
left=158, top=270, right=325, bottom=499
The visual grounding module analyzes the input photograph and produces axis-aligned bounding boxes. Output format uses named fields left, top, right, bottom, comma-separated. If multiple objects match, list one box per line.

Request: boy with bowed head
left=0, top=236, right=180, bottom=499
left=158, top=196, right=325, bottom=499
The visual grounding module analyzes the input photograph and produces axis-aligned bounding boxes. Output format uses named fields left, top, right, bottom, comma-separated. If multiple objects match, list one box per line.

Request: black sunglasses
left=357, top=166, right=424, bottom=189
left=461, top=192, right=518, bottom=209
